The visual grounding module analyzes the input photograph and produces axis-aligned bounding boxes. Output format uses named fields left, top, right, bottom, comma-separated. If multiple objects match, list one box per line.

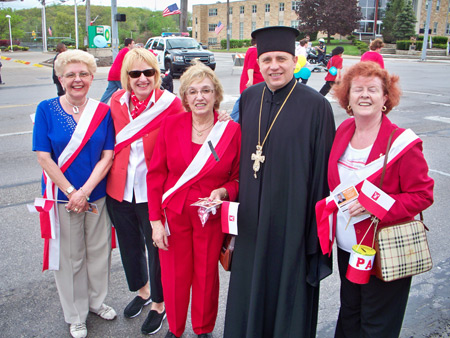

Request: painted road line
left=429, top=102, right=450, bottom=107
left=403, top=91, right=443, bottom=97
left=0, top=103, right=36, bottom=110
left=429, top=169, right=450, bottom=178
left=424, top=116, right=450, bottom=124
left=0, top=131, right=32, bottom=138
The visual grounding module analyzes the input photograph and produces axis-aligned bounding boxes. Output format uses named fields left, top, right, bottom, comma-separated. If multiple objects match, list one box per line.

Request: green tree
left=381, top=0, right=405, bottom=43
left=0, top=10, right=25, bottom=40
left=393, top=1, right=416, bottom=40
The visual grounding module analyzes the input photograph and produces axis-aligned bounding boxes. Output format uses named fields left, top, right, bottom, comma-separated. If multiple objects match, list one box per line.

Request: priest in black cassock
left=224, top=26, right=336, bottom=338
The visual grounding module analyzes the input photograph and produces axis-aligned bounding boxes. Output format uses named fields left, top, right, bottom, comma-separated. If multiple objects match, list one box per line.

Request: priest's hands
left=151, top=220, right=169, bottom=251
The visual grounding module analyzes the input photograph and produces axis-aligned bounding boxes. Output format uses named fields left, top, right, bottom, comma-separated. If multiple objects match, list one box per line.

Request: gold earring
left=382, top=106, right=387, bottom=112
left=347, top=105, right=353, bottom=115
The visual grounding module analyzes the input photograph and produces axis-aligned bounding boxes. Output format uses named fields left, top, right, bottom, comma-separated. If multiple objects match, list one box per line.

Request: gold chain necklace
left=251, top=82, right=297, bottom=178
left=192, top=121, right=214, bottom=137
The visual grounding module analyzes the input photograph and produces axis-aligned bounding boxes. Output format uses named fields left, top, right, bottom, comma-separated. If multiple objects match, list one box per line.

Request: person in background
left=52, top=42, right=67, bottom=96
left=230, top=38, right=264, bottom=122
left=148, top=60, right=240, bottom=338
left=295, top=39, right=312, bottom=85
left=100, top=38, right=135, bottom=103
left=361, top=38, right=385, bottom=69
left=316, top=38, right=327, bottom=64
left=0, top=60, right=4, bottom=85
left=224, top=26, right=335, bottom=338
left=317, top=61, right=434, bottom=338
left=319, top=46, right=344, bottom=96
left=106, top=48, right=184, bottom=335
left=33, top=49, right=116, bottom=338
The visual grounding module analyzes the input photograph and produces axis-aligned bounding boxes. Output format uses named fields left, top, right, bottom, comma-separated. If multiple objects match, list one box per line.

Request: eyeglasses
left=63, top=72, right=91, bottom=79
left=128, top=69, right=156, bottom=78
left=186, top=88, right=214, bottom=97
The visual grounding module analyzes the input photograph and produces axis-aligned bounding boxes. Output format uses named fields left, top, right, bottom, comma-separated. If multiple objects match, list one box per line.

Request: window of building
left=279, top=20, right=284, bottom=26
left=208, top=37, right=217, bottom=45
left=195, top=17, right=198, bottom=24
left=240, top=5, right=245, bottom=14
left=279, top=2, right=285, bottom=11
left=291, top=1, right=300, bottom=10
left=264, top=20, right=270, bottom=27
left=265, top=4, right=271, bottom=12
left=229, top=23, right=232, bottom=36
left=291, top=20, right=300, bottom=29
left=252, top=4, right=257, bottom=13
left=433, top=22, right=438, bottom=33
left=446, top=23, right=450, bottom=34
left=208, top=8, right=218, bottom=16
left=209, top=23, right=217, bottom=32
left=252, top=21, right=256, bottom=31
left=229, top=7, right=233, bottom=14
left=239, top=22, right=244, bottom=39
left=436, top=0, right=440, bottom=10
left=195, top=32, right=198, bottom=38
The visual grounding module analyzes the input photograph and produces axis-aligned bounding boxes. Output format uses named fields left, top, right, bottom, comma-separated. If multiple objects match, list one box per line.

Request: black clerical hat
left=251, top=26, right=299, bottom=57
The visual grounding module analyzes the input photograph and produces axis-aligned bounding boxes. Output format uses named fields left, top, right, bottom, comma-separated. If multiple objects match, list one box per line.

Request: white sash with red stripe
left=114, top=90, right=176, bottom=154
left=42, top=99, right=107, bottom=271
left=316, top=129, right=420, bottom=255
left=161, top=120, right=233, bottom=235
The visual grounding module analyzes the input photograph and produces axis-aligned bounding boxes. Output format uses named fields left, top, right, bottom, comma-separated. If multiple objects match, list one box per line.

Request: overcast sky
left=0, top=0, right=225, bottom=12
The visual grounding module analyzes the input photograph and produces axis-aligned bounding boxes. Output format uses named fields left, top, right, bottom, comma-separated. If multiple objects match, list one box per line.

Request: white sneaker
left=70, top=323, right=87, bottom=338
left=93, top=303, right=117, bottom=320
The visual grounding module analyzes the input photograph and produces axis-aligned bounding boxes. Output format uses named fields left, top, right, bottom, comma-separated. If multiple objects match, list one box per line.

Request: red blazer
left=106, top=88, right=184, bottom=201
left=328, top=114, right=434, bottom=247
left=147, top=112, right=241, bottom=220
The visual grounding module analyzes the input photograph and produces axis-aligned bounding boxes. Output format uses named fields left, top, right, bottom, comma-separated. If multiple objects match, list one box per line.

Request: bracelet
left=79, top=188, right=90, bottom=201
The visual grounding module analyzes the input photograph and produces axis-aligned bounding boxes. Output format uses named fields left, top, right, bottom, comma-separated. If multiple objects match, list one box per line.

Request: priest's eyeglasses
left=63, top=72, right=91, bottom=79
left=128, top=69, right=156, bottom=78
left=187, top=88, right=214, bottom=98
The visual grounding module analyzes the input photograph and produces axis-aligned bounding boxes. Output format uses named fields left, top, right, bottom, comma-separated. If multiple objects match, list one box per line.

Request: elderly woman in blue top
left=32, top=49, right=116, bottom=338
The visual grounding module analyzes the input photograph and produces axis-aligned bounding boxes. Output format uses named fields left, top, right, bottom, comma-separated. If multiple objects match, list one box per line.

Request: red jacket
left=328, top=115, right=434, bottom=248
left=106, top=89, right=184, bottom=201
left=147, top=112, right=241, bottom=220
left=107, top=47, right=130, bottom=81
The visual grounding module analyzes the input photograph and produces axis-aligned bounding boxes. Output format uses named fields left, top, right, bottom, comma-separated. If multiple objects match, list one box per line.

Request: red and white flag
left=221, top=201, right=239, bottom=235
left=27, top=197, right=55, bottom=213
left=215, top=21, right=224, bottom=35
left=359, top=180, right=395, bottom=220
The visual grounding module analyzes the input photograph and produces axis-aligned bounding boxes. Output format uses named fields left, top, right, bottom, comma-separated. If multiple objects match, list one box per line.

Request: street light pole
left=40, top=0, right=48, bottom=52
left=74, top=0, right=79, bottom=49
left=5, top=15, right=13, bottom=52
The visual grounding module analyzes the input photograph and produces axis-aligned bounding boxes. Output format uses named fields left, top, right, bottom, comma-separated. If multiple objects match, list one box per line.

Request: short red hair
left=333, top=61, right=401, bottom=115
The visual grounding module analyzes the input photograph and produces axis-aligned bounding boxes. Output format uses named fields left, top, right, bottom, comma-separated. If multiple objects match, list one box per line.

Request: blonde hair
left=179, top=60, right=223, bottom=112
left=54, top=49, right=97, bottom=77
left=121, top=48, right=161, bottom=92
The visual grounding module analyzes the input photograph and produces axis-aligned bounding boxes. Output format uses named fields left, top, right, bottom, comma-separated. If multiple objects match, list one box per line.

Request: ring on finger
left=153, top=241, right=157, bottom=248
left=74, top=208, right=79, bottom=212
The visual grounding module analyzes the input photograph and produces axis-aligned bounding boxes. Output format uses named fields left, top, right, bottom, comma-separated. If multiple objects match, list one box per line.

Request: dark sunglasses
left=128, top=69, right=156, bottom=78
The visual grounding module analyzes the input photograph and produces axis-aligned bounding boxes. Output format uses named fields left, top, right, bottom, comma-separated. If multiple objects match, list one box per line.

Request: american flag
left=48, top=26, right=53, bottom=37
left=215, top=21, right=224, bottom=34
left=163, top=3, right=181, bottom=17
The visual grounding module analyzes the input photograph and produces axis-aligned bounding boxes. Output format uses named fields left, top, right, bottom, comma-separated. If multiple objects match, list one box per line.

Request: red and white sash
left=161, top=120, right=237, bottom=234
left=315, top=128, right=420, bottom=256
left=114, top=90, right=177, bottom=154
left=41, top=99, right=108, bottom=271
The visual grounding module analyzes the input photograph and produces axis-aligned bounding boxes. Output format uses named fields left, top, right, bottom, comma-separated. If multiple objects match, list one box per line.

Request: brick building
left=192, top=0, right=450, bottom=47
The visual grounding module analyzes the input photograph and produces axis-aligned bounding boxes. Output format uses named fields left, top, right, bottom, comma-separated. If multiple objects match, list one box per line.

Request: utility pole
left=180, top=0, right=187, bottom=32
left=226, top=0, right=230, bottom=50
left=111, top=0, right=119, bottom=59
left=85, top=0, right=90, bottom=47
left=373, top=0, right=379, bottom=38
left=421, top=0, right=432, bottom=61
left=41, top=0, right=48, bottom=52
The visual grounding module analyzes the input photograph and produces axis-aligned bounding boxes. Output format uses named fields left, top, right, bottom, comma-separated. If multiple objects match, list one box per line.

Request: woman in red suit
left=318, top=62, right=434, bottom=338
left=147, top=60, right=241, bottom=338
left=106, top=48, right=184, bottom=335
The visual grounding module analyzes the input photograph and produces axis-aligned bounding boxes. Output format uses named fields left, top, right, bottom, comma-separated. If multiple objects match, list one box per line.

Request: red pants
left=160, top=196, right=224, bottom=336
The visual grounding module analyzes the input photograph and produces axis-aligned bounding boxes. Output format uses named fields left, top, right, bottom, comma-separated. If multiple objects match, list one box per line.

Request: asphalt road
left=0, top=51, right=449, bottom=338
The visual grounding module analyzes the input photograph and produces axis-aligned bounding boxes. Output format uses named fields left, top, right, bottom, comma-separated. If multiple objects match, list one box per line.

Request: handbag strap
left=378, top=128, right=424, bottom=222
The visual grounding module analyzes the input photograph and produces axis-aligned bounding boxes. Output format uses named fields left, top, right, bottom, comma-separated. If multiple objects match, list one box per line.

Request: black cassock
left=224, top=78, right=335, bottom=338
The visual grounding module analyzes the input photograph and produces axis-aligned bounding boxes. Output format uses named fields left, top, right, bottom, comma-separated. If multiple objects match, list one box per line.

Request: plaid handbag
left=374, top=217, right=432, bottom=282
left=373, top=130, right=432, bottom=282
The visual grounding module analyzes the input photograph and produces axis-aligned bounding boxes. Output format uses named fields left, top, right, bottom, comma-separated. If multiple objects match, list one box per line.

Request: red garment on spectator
left=361, top=51, right=385, bottom=69
left=239, top=46, right=264, bottom=94
left=107, top=47, right=130, bottom=81
left=324, top=55, right=344, bottom=81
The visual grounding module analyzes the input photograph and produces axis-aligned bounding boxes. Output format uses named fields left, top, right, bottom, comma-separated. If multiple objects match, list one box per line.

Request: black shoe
left=141, top=309, right=167, bottom=335
left=124, top=295, right=151, bottom=318
left=165, top=330, right=178, bottom=338
left=198, top=334, right=212, bottom=338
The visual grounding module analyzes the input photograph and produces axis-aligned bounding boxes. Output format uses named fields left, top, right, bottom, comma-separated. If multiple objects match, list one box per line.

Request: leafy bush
left=61, top=39, right=76, bottom=46
left=353, top=40, right=368, bottom=54
left=5, top=45, right=22, bottom=51
left=220, top=39, right=245, bottom=49
left=432, top=36, right=448, bottom=44
left=433, top=43, right=447, bottom=49
left=396, top=40, right=422, bottom=50
left=0, top=39, right=20, bottom=47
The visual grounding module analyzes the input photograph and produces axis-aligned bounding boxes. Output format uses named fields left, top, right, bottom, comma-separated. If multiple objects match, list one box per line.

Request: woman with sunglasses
left=33, top=49, right=116, bottom=338
left=106, top=48, right=184, bottom=335
left=147, top=60, right=240, bottom=338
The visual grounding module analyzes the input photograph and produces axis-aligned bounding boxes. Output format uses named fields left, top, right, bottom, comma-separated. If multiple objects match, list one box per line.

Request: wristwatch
left=65, top=185, right=75, bottom=196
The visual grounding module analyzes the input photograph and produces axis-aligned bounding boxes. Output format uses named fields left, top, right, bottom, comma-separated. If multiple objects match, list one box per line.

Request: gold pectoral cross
left=251, top=144, right=265, bottom=178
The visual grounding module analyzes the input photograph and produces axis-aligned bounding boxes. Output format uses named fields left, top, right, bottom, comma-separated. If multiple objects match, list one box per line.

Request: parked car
left=144, top=36, right=216, bottom=77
